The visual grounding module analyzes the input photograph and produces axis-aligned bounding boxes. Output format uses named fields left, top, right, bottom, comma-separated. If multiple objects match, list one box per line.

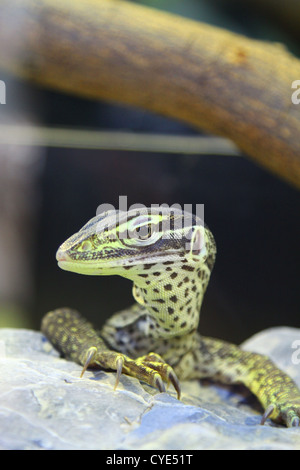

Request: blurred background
left=0, top=0, right=299, bottom=344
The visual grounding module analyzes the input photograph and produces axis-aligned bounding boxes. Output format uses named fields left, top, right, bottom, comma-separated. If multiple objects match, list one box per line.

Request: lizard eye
left=125, top=216, right=162, bottom=246
left=130, top=222, right=161, bottom=245
left=136, top=224, right=152, bottom=240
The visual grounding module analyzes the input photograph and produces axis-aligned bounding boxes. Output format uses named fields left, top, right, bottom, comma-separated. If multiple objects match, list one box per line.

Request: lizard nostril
left=56, top=249, right=69, bottom=262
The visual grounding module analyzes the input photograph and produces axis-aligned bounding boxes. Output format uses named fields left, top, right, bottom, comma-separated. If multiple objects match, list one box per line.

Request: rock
left=0, top=327, right=300, bottom=450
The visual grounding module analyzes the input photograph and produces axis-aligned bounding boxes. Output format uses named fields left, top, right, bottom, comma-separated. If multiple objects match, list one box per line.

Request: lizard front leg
left=41, top=309, right=180, bottom=398
left=174, top=334, right=300, bottom=427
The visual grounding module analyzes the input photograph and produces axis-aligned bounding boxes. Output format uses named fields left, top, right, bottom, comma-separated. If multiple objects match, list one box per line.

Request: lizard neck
left=131, top=254, right=214, bottom=338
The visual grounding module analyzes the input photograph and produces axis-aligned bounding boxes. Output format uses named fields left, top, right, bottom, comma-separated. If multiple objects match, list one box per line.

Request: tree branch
left=0, top=0, right=299, bottom=187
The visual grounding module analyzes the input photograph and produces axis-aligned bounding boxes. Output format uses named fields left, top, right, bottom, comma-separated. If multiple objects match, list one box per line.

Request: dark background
left=0, top=0, right=299, bottom=344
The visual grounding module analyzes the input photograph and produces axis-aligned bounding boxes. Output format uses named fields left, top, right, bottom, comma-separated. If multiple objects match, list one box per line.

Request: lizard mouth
left=56, top=253, right=107, bottom=275
left=55, top=249, right=102, bottom=274
left=56, top=249, right=77, bottom=272
left=55, top=247, right=182, bottom=275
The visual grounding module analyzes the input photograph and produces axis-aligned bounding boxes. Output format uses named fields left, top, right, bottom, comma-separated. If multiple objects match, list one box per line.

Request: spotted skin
left=41, top=207, right=300, bottom=427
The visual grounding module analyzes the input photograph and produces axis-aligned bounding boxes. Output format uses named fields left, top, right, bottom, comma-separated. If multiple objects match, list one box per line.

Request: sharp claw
left=168, top=372, right=181, bottom=400
left=114, top=356, right=124, bottom=391
left=291, top=416, right=300, bottom=427
left=260, top=404, right=275, bottom=425
left=80, top=346, right=97, bottom=378
left=155, top=374, right=166, bottom=394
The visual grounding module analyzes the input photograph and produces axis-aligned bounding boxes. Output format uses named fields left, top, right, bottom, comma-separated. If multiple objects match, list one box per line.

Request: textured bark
left=0, top=0, right=299, bottom=187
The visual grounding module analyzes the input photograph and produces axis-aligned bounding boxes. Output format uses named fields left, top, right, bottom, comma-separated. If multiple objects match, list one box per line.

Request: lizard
left=41, top=206, right=300, bottom=427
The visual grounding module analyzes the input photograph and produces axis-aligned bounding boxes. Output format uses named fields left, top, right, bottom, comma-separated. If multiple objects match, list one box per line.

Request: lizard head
left=56, top=206, right=216, bottom=337
left=56, top=206, right=214, bottom=280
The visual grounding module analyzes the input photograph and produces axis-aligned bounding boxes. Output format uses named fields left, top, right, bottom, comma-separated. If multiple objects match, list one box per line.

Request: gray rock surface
left=0, top=327, right=300, bottom=450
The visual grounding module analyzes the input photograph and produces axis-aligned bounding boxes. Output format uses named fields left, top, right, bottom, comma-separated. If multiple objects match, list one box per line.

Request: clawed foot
left=81, top=347, right=181, bottom=399
left=261, top=400, right=300, bottom=427
left=125, top=352, right=181, bottom=399
left=259, top=381, right=300, bottom=427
